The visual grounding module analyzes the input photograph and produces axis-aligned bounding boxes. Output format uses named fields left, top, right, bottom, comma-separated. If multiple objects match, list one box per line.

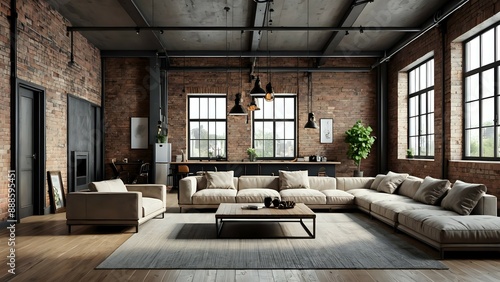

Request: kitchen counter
left=170, top=161, right=340, bottom=177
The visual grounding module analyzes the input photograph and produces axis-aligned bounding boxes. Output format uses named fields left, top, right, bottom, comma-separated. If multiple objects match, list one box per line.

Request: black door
left=17, top=84, right=45, bottom=219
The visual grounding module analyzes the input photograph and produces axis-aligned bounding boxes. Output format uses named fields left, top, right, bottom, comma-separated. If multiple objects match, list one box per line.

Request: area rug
left=97, top=212, right=447, bottom=269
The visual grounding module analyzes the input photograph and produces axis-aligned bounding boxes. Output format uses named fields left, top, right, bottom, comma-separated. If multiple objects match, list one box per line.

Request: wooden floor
left=1, top=191, right=499, bottom=282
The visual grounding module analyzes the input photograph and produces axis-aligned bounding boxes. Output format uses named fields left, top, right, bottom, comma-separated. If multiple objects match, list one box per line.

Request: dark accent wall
left=67, top=95, right=102, bottom=191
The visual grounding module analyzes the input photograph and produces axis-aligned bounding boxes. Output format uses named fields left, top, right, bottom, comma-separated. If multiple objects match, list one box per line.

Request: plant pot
left=353, top=170, right=363, bottom=177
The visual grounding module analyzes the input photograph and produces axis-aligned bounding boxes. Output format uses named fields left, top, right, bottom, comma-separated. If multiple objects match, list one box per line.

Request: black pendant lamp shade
left=229, top=93, right=247, bottom=115
left=304, top=112, right=318, bottom=129
left=250, top=76, right=266, bottom=95
left=265, top=82, right=274, bottom=102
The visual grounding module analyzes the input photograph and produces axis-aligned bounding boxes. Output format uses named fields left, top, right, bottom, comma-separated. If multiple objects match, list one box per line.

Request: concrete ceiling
left=47, top=0, right=459, bottom=64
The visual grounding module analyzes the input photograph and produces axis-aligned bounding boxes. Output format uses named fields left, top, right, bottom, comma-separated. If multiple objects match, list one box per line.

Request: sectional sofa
left=179, top=170, right=500, bottom=257
left=66, top=179, right=167, bottom=233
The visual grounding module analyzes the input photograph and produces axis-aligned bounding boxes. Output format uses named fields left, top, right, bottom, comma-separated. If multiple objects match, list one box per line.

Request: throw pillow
left=398, top=176, right=424, bottom=198
left=413, top=176, right=451, bottom=205
left=441, top=180, right=487, bottom=215
left=370, top=174, right=386, bottom=190
left=376, top=171, right=409, bottom=194
left=205, top=171, right=236, bottom=189
left=279, top=170, right=310, bottom=190
left=89, top=179, right=127, bottom=192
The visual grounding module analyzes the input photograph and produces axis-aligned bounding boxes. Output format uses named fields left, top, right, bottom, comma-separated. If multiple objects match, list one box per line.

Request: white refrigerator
left=154, top=143, right=171, bottom=186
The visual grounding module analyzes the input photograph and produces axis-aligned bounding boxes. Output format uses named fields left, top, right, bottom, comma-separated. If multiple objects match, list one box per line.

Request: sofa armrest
left=179, top=177, right=198, bottom=204
left=66, top=192, right=142, bottom=220
left=471, top=194, right=498, bottom=216
left=126, top=184, right=166, bottom=208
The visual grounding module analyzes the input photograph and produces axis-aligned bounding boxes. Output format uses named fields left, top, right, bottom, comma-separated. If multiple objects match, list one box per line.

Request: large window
left=188, top=95, right=227, bottom=160
left=408, top=59, right=435, bottom=158
left=252, top=95, right=296, bottom=159
left=464, top=24, right=500, bottom=159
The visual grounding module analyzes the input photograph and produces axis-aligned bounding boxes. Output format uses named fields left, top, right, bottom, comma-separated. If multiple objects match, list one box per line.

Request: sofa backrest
left=238, top=176, right=279, bottom=190
left=336, top=177, right=374, bottom=191
left=308, top=176, right=336, bottom=191
left=88, top=179, right=128, bottom=192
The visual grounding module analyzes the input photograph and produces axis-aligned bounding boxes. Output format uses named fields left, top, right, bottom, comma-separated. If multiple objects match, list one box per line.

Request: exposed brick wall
left=0, top=0, right=101, bottom=221
left=104, top=58, right=151, bottom=180
left=0, top=0, right=11, bottom=222
left=387, top=0, right=500, bottom=206
left=166, top=57, right=378, bottom=177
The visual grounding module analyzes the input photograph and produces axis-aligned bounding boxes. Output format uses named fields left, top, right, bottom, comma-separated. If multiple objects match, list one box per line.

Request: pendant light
left=246, top=30, right=260, bottom=111
left=304, top=0, right=318, bottom=129
left=227, top=6, right=247, bottom=116
left=304, top=72, right=318, bottom=128
left=264, top=1, right=274, bottom=102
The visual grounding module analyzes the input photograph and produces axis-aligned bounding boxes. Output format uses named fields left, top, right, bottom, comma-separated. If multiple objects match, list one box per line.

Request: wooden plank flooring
left=1, top=191, right=499, bottom=282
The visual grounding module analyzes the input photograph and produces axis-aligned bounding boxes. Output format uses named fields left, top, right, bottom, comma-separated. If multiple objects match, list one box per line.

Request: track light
left=159, top=30, right=164, bottom=34
left=136, top=28, right=140, bottom=34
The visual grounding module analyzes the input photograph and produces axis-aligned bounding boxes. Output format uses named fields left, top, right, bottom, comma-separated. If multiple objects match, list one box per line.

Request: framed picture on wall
left=47, top=171, right=66, bottom=213
left=320, top=118, right=333, bottom=143
left=131, top=117, right=149, bottom=149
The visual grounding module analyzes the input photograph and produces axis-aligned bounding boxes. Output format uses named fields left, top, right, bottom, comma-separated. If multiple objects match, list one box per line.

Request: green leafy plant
left=247, top=147, right=257, bottom=161
left=156, top=134, right=167, bottom=143
left=406, top=148, right=413, bottom=158
left=344, top=120, right=376, bottom=173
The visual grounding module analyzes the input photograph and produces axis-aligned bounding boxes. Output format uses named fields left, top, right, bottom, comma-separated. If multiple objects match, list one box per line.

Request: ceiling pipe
left=165, top=66, right=371, bottom=73
left=372, top=0, right=469, bottom=68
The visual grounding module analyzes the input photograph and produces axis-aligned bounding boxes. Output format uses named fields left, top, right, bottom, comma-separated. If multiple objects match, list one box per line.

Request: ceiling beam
left=67, top=26, right=419, bottom=32
left=318, top=0, right=371, bottom=66
left=116, top=0, right=169, bottom=64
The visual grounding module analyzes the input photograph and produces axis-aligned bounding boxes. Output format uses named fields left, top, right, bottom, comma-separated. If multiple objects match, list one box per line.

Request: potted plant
left=156, top=133, right=167, bottom=143
left=344, top=120, right=376, bottom=177
left=406, top=148, right=414, bottom=159
left=247, top=148, right=257, bottom=162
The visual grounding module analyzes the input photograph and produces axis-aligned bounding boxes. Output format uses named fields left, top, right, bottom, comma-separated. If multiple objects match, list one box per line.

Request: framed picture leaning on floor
left=47, top=171, right=66, bottom=213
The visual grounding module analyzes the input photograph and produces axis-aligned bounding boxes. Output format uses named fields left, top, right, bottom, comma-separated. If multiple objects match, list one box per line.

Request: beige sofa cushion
left=413, top=176, right=450, bottom=205
left=236, top=188, right=280, bottom=203
left=279, top=189, right=326, bottom=205
left=206, top=171, right=236, bottom=189
left=142, top=197, right=164, bottom=217
left=399, top=210, right=500, bottom=244
left=441, top=180, right=487, bottom=215
left=322, top=190, right=355, bottom=205
left=192, top=189, right=237, bottom=205
left=279, top=170, right=310, bottom=190
left=371, top=199, right=442, bottom=223
left=88, top=179, right=127, bottom=192
left=377, top=171, right=409, bottom=194
left=354, top=193, right=408, bottom=211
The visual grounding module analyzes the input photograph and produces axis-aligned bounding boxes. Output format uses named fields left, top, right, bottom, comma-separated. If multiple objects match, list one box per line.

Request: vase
left=264, top=197, right=272, bottom=208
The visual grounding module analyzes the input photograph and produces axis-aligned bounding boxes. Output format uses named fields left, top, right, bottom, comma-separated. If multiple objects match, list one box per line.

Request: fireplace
left=72, top=151, right=89, bottom=191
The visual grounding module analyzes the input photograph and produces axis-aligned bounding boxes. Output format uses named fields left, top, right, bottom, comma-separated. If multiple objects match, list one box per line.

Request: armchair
left=66, top=179, right=166, bottom=233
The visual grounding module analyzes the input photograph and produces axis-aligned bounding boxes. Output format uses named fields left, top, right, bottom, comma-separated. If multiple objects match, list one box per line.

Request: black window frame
left=251, top=95, right=297, bottom=160
left=407, top=58, right=435, bottom=159
left=187, top=94, right=227, bottom=160
left=463, top=22, right=500, bottom=160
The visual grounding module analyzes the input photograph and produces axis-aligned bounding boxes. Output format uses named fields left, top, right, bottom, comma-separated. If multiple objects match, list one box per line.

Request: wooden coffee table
left=215, top=203, right=316, bottom=239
